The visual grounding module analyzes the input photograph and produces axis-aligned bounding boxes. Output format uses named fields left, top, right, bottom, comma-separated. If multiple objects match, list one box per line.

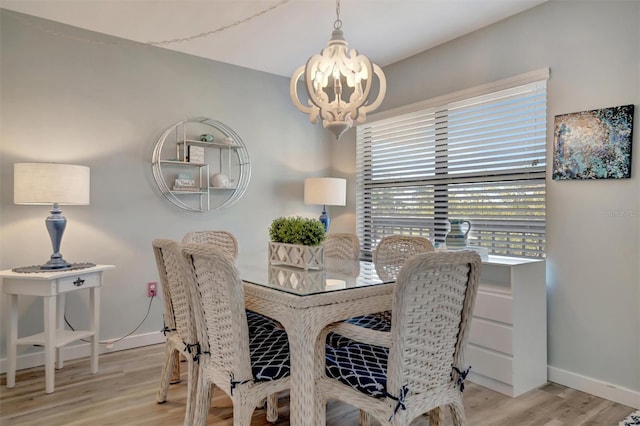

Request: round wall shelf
left=152, top=117, right=251, bottom=212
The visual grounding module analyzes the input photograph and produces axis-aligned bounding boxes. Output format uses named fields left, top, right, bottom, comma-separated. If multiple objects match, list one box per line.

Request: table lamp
left=304, top=177, right=346, bottom=232
left=14, top=163, right=90, bottom=270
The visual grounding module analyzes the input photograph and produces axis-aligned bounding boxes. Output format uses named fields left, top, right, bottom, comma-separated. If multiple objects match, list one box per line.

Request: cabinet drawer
left=472, top=291, right=512, bottom=324
left=464, top=345, right=513, bottom=386
left=469, top=318, right=513, bottom=355
left=57, top=273, right=100, bottom=293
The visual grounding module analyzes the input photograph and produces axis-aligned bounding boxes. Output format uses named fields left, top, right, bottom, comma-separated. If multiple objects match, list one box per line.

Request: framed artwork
left=553, top=104, right=634, bottom=180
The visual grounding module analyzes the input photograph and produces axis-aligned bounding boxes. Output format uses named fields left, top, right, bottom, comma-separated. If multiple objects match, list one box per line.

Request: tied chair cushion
left=246, top=310, right=282, bottom=334
left=326, top=314, right=392, bottom=347
left=249, top=327, right=291, bottom=382
left=325, top=342, right=389, bottom=398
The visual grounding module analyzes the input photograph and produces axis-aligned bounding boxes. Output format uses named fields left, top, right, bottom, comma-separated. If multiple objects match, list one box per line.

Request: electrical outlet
left=147, top=282, right=157, bottom=297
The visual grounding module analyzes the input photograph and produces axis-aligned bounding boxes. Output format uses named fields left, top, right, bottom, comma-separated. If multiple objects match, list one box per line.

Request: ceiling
left=0, top=0, right=547, bottom=78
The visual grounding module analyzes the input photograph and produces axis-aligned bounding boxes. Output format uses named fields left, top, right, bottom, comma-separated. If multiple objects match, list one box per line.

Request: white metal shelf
left=152, top=117, right=251, bottom=212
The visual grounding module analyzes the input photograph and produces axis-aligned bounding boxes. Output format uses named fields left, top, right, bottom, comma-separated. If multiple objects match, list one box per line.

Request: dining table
left=237, top=253, right=395, bottom=426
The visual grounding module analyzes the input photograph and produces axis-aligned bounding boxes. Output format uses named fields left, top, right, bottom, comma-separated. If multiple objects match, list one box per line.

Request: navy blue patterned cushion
left=246, top=310, right=281, bottom=333
left=325, top=342, right=389, bottom=398
left=249, top=327, right=290, bottom=382
left=326, top=314, right=392, bottom=347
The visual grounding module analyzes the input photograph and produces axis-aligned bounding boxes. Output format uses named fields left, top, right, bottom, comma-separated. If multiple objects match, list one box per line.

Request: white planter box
left=268, top=242, right=324, bottom=270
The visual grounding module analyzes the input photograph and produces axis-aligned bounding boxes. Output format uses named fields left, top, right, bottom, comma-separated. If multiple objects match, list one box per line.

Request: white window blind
left=356, top=76, right=547, bottom=259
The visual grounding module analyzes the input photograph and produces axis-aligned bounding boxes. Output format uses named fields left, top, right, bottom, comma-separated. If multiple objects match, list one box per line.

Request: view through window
left=356, top=73, right=548, bottom=259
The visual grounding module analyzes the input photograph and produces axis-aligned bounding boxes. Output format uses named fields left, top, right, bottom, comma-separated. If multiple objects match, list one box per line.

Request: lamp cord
left=63, top=295, right=155, bottom=346
left=334, top=0, right=342, bottom=29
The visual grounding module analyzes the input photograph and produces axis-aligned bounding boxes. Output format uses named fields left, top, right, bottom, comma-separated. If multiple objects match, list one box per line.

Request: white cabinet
left=152, top=117, right=251, bottom=212
left=464, top=256, right=546, bottom=397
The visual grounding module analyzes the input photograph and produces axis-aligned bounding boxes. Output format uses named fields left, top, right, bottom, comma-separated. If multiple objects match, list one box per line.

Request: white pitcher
left=446, top=219, right=471, bottom=248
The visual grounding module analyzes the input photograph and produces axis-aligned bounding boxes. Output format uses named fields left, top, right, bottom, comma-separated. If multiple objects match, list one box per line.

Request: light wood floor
left=0, top=344, right=635, bottom=425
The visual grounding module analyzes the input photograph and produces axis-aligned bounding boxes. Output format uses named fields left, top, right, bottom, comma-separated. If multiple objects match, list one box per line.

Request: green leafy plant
left=269, top=216, right=326, bottom=246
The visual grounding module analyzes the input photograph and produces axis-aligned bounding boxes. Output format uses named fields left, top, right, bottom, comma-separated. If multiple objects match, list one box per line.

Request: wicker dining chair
left=182, top=230, right=239, bottom=259
left=314, top=250, right=481, bottom=426
left=153, top=238, right=281, bottom=425
left=152, top=238, right=200, bottom=425
left=182, top=229, right=280, bottom=332
left=182, top=243, right=291, bottom=426
left=327, top=235, right=435, bottom=349
left=373, top=235, right=434, bottom=282
left=324, top=233, right=360, bottom=261
left=166, top=231, right=237, bottom=399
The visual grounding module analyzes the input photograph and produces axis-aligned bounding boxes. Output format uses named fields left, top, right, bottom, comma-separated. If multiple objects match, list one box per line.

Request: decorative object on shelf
left=173, top=171, right=198, bottom=192
left=304, top=177, right=346, bottom=232
left=13, top=163, right=93, bottom=271
left=290, top=0, right=386, bottom=139
left=187, top=145, right=205, bottom=163
left=173, top=177, right=198, bottom=192
left=152, top=117, right=251, bottom=212
left=446, top=219, right=471, bottom=249
left=268, top=216, right=326, bottom=270
left=199, top=133, right=214, bottom=142
left=553, top=104, right=634, bottom=180
left=210, top=172, right=230, bottom=188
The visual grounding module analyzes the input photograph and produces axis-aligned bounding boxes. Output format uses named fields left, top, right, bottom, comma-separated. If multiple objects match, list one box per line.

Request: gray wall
left=0, top=11, right=330, bottom=357
left=1, top=0, right=639, bottom=405
left=333, top=0, right=640, bottom=398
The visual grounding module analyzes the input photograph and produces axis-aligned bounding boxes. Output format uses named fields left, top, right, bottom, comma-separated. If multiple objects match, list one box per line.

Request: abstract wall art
left=553, top=104, right=634, bottom=180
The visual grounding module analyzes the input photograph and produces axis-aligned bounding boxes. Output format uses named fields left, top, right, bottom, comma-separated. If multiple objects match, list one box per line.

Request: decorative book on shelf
left=175, top=178, right=195, bottom=187
left=173, top=176, right=198, bottom=192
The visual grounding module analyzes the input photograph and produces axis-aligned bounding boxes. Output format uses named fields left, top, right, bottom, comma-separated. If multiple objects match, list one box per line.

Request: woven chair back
left=324, top=233, right=360, bottom=261
left=386, top=250, right=481, bottom=397
left=152, top=239, right=197, bottom=345
left=373, top=235, right=434, bottom=281
left=181, top=243, right=253, bottom=384
left=182, top=230, right=239, bottom=259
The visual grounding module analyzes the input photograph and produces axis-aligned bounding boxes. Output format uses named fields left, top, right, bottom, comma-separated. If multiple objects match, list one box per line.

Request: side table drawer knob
left=73, top=278, right=85, bottom=287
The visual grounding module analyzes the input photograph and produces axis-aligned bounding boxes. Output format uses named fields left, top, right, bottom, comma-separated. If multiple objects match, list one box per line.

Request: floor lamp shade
left=304, top=177, right=346, bottom=232
left=14, top=163, right=90, bottom=270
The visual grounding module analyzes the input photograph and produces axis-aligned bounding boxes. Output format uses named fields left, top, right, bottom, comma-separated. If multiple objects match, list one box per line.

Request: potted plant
left=268, top=216, right=326, bottom=270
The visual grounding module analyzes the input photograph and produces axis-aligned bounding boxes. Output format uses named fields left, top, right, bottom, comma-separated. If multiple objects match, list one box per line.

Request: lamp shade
left=14, top=163, right=90, bottom=205
left=304, top=177, right=346, bottom=206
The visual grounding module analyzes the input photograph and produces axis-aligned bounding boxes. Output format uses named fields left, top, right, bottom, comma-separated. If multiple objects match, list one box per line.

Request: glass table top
left=238, top=256, right=390, bottom=297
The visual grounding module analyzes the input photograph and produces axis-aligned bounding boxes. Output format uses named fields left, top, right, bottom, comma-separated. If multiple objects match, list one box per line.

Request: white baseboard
left=548, top=366, right=640, bottom=409
left=0, top=331, right=165, bottom=374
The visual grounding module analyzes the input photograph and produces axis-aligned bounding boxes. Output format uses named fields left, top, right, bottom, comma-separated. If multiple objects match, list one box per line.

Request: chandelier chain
left=4, top=0, right=290, bottom=48
left=334, top=0, right=342, bottom=30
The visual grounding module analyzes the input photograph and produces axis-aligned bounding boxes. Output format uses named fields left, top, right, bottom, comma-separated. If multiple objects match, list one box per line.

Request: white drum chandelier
left=290, top=0, right=387, bottom=139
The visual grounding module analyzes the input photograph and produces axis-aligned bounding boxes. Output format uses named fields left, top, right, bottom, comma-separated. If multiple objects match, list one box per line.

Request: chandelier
left=290, top=0, right=386, bottom=139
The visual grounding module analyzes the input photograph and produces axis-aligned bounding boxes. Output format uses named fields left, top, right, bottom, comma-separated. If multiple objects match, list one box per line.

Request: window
left=356, top=70, right=548, bottom=259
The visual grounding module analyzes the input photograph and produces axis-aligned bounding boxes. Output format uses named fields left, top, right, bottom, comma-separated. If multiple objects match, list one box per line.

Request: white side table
left=0, top=264, right=115, bottom=393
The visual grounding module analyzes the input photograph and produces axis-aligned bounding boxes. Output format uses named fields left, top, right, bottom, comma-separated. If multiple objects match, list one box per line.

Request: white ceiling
left=0, top=0, right=547, bottom=78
